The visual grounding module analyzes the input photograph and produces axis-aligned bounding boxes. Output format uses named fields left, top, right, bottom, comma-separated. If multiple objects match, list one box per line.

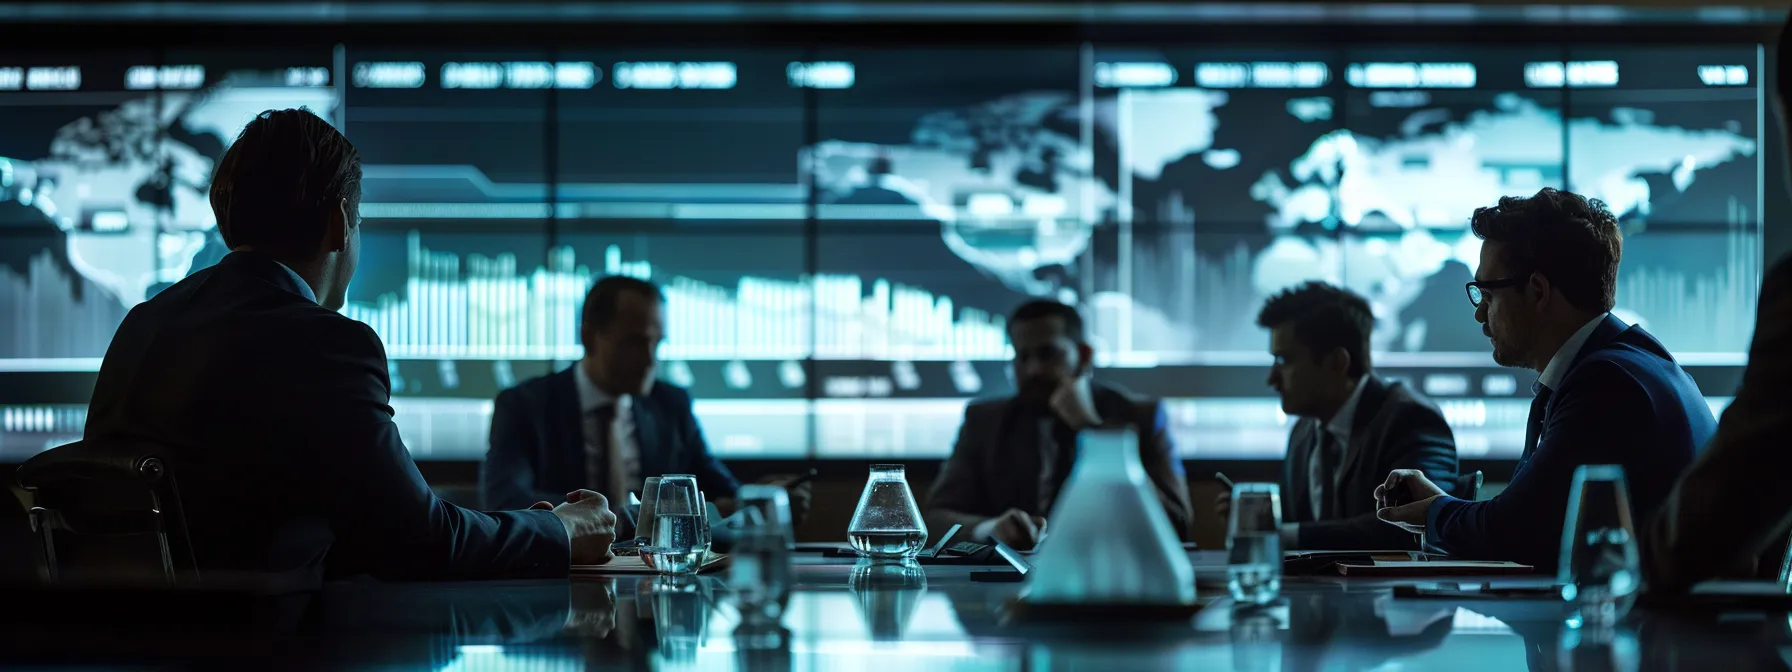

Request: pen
left=1214, top=472, right=1235, bottom=489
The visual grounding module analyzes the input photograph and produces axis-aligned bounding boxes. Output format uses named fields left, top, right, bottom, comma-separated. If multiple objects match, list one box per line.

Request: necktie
left=1308, top=429, right=1332, bottom=520
left=1522, top=383, right=1553, bottom=461
left=585, top=403, right=619, bottom=504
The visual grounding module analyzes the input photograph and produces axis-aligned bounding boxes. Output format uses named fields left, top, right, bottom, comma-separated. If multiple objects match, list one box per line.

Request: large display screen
left=0, top=44, right=1761, bottom=461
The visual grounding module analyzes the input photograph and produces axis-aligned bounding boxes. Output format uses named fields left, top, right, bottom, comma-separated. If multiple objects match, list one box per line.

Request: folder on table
left=1335, top=559, right=1535, bottom=577
left=572, top=551, right=730, bottom=575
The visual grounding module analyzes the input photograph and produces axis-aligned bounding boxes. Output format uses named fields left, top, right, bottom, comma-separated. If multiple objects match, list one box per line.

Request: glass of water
left=652, top=475, right=709, bottom=575
left=730, top=485, right=794, bottom=624
left=1557, top=465, right=1640, bottom=625
left=1227, top=482, right=1283, bottom=605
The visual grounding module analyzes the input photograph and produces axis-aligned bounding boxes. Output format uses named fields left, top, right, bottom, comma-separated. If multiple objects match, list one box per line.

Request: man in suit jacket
left=926, top=299, right=1192, bottom=550
left=1376, top=188, right=1716, bottom=571
left=1640, top=17, right=1792, bottom=590
left=81, top=109, right=615, bottom=588
left=1233, top=282, right=1458, bottom=551
left=481, top=276, right=809, bottom=535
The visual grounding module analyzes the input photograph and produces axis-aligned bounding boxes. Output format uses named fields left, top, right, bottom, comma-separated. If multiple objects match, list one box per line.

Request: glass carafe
left=847, top=464, right=929, bottom=561
left=1024, top=428, right=1196, bottom=604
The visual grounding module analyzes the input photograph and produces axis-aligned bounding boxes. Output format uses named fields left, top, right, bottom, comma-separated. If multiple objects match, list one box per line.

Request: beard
left=1487, top=325, right=1528, bottom=368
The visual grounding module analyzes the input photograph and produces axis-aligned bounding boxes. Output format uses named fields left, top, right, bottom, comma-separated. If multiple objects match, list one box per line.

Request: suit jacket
left=1643, top=253, right=1792, bottom=590
left=1425, top=314, right=1716, bottom=571
left=1282, top=375, right=1459, bottom=550
left=83, top=252, right=570, bottom=588
left=925, top=382, right=1193, bottom=540
left=480, top=367, right=740, bottom=522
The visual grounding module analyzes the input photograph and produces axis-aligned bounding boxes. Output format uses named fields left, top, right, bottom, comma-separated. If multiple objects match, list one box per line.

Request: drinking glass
left=1227, top=482, right=1283, bottom=605
left=1557, top=465, right=1640, bottom=625
left=847, top=464, right=928, bottom=561
left=633, top=475, right=664, bottom=544
left=730, top=485, right=794, bottom=624
left=651, top=475, right=708, bottom=575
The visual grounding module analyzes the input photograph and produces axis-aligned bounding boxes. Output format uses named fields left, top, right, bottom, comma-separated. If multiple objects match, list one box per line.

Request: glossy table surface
left=3, top=551, right=1790, bottom=671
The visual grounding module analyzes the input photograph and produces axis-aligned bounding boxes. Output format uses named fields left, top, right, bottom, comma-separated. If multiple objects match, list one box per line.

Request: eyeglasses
left=1465, top=277, right=1526, bottom=307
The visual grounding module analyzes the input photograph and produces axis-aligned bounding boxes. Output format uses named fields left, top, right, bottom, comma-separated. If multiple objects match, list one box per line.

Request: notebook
left=1336, top=559, right=1535, bottom=577
left=572, top=551, right=729, bottom=575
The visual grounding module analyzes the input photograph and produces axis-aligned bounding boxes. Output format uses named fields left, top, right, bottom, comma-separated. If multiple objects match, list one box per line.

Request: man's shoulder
left=1093, top=382, right=1164, bottom=421
left=1378, top=378, right=1447, bottom=419
left=497, top=368, right=571, bottom=405
left=645, top=380, right=696, bottom=408
left=961, top=395, right=1013, bottom=420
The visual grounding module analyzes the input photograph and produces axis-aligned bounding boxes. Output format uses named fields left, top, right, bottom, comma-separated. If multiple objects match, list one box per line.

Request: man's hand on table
left=1373, top=470, right=1446, bottom=535
left=973, top=508, right=1048, bottom=551
left=537, top=489, right=618, bottom=565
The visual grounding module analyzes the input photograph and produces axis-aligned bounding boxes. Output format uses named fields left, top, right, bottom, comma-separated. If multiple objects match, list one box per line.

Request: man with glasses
left=1373, top=187, right=1715, bottom=571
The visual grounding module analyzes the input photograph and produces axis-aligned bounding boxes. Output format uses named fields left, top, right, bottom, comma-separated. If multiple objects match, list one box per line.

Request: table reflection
left=9, top=561, right=1792, bottom=670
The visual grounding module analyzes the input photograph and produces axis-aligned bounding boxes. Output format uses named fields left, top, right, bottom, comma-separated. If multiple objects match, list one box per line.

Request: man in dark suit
left=1225, top=282, right=1457, bottom=550
left=925, top=299, right=1192, bottom=550
left=1640, top=15, right=1792, bottom=591
left=81, top=109, right=616, bottom=588
left=481, top=276, right=810, bottom=534
left=1375, top=188, right=1716, bottom=570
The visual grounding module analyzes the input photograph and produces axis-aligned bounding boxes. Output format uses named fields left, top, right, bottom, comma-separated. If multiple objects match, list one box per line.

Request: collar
left=1538, top=314, right=1614, bottom=390
left=1324, top=374, right=1371, bottom=443
left=573, top=362, right=631, bottom=415
left=269, top=260, right=319, bottom=304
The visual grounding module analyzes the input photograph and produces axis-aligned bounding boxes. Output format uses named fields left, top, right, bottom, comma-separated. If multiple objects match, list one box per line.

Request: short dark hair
left=1008, top=299, right=1086, bottom=343
left=582, top=275, right=664, bottom=332
left=210, top=108, right=361, bottom=259
left=1257, top=282, right=1374, bottom=378
left=1469, top=187, right=1621, bottom=313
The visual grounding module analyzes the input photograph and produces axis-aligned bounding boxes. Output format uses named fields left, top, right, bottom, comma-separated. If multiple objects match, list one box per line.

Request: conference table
left=1, top=550, right=1788, bottom=670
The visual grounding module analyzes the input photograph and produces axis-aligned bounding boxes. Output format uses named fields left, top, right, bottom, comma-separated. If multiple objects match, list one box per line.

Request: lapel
left=633, top=388, right=665, bottom=476
left=1532, top=314, right=1634, bottom=452
left=1331, top=375, right=1391, bottom=504
left=548, top=367, right=584, bottom=486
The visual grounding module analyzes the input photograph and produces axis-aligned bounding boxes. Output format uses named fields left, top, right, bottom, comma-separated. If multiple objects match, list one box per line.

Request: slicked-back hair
left=1257, top=282, right=1374, bottom=378
left=1009, top=299, right=1087, bottom=342
left=1469, top=187, right=1621, bottom=314
left=210, top=108, right=361, bottom=260
left=582, top=275, right=664, bottom=332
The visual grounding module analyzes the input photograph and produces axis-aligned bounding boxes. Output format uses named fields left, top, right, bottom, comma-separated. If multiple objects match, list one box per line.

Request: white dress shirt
left=574, top=364, right=642, bottom=510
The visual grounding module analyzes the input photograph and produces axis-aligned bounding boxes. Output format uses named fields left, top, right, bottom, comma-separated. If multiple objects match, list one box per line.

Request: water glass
left=847, top=464, right=929, bottom=561
left=730, top=485, right=794, bottom=624
left=1227, top=482, right=1283, bottom=605
left=652, top=475, right=709, bottom=575
left=1557, top=465, right=1640, bottom=625
left=633, top=475, right=664, bottom=543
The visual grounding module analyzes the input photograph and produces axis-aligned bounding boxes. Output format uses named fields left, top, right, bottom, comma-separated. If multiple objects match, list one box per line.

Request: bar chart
left=342, top=231, right=1015, bottom=361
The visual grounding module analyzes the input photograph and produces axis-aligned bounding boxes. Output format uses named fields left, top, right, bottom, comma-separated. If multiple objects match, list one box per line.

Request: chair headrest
left=16, top=440, right=173, bottom=490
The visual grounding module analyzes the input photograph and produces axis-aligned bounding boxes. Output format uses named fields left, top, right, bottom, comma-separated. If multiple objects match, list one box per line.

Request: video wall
left=0, top=44, right=1763, bottom=460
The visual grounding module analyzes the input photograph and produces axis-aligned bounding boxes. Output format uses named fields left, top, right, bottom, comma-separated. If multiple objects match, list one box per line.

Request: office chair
left=1454, top=470, right=1484, bottom=502
left=15, top=439, right=198, bottom=585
